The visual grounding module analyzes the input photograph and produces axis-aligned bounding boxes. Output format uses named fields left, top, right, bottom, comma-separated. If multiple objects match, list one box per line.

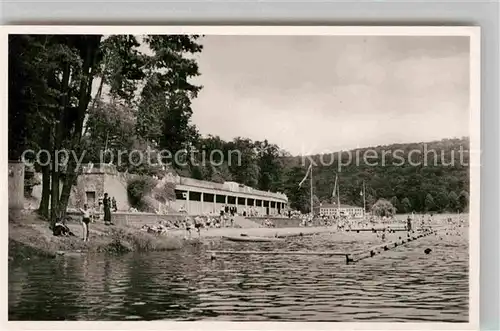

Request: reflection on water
left=9, top=225, right=469, bottom=322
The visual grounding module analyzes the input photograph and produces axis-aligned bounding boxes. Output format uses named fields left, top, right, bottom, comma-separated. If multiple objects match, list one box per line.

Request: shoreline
left=7, top=210, right=335, bottom=262
left=8, top=210, right=461, bottom=264
left=8, top=210, right=187, bottom=263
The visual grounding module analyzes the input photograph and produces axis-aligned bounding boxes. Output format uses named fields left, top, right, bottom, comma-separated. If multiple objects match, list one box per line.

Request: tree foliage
left=371, top=199, right=396, bottom=217
left=390, top=196, right=400, bottom=213
left=10, top=34, right=469, bottom=220
left=127, top=176, right=157, bottom=210
left=9, top=34, right=203, bottom=224
left=425, top=193, right=435, bottom=212
left=458, top=190, right=469, bottom=212
left=401, top=197, right=412, bottom=213
left=279, top=138, right=469, bottom=214
left=448, top=191, right=459, bottom=212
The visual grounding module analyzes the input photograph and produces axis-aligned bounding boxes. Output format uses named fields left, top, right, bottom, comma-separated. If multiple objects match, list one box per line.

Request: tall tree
left=458, top=190, right=469, bottom=212
left=434, top=189, right=450, bottom=212
left=425, top=193, right=435, bottom=212
left=50, top=36, right=103, bottom=224
left=371, top=199, right=396, bottom=217
left=137, top=35, right=202, bottom=159
left=401, top=197, right=412, bottom=213
left=282, top=166, right=310, bottom=213
left=256, top=140, right=283, bottom=192
left=390, top=196, right=400, bottom=213
left=448, top=191, right=459, bottom=212
left=83, top=101, right=136, bottom=165
left=10, top=34, right=204, bottom=225
left=8, top=35, right=60, bottom=217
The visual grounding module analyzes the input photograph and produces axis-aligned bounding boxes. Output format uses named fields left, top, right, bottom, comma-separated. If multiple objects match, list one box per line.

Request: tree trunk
left=57, top=36, right=102, bottom=219
left=39, top=165, right=51, bottom=218
left=50, top=161, right=60, bottom=225
left=49, top=61, right=70, bottom=225
left=58, top=170, right=76, bottom=220
left=38, top=125, right=52, bottom=219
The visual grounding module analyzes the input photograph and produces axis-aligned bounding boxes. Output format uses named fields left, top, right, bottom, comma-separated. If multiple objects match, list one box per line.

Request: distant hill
left=280, top=137, right=470, bottom=213
left=102, top=134, right=470, bottom=215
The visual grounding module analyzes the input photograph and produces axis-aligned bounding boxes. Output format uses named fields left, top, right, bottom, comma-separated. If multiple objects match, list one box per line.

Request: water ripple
left=9, top=225, right=469, bottom=322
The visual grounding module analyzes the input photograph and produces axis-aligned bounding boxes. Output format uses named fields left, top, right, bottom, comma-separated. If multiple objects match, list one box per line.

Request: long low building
left=62, top=164, right=288, bottom=216
left=318, top=203, right=364, bottom=218
left=172, top=175, right=288, bottom=216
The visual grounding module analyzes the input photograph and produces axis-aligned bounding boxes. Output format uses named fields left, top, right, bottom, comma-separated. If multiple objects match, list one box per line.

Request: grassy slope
left=8, top=210, right=187, bottom=263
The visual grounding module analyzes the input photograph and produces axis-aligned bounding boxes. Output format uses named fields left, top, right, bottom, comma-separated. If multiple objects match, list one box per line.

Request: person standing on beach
left=98, top=196, right=104, bottom=222
left=111, top=197, right=117, bottom=212
left=407, top=215, right=412, bottom=232
left=79, top=204, right=91, bottom=242
left=91, top=204, right=98, bottom=223
left=103, top=193, right=113, bottom=226
left=194, top=216, right=202, bottom=237
left=185, top=217, right=193, bottom=238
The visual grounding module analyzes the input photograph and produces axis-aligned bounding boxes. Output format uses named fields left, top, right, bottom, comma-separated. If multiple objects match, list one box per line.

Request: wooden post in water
left=345, top=228, right=436, bottom=264
left=310, top=163, right=313, bottom=217
left=208, top=250, right=347, bottom=257
left=208, top=229, right=437, bottom=265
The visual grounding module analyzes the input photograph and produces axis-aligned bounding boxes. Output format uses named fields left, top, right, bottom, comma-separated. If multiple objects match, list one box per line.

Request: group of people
left=220, top=205, right=238, bottom=217
left=78, top=193, right=116, bottom=242
left=287, top=211, right=439, bottom=232
left=140, top=214, right=240, bottom=238
left=263, top=219, right=275, bottom=227
left=406, top=214, right=435, bottom=231
left=299, top=214, right=316, bottom=227
left=177, top=204, right=285, bottom=218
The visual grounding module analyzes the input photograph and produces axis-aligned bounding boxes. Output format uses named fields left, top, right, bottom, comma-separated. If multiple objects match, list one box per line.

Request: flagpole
left=310, top=162, right=313, bottom=216
left=337, top=174, right=340, bottom=218
left=363, top=180, right=366, bottom=217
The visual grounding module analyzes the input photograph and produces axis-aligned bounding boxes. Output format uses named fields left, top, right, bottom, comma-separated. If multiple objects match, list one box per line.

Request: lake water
left=9, top=223, right=469, bottom=322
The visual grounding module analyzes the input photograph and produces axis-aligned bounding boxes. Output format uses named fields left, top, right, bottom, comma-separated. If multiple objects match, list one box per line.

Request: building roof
left=319, top=203, right=362, bottom=209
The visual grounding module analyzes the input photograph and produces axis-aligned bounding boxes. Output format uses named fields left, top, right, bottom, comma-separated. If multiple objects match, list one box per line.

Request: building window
left=237, top=197, right=246, bottom=205
left=189, top=191, right=202, bottom=201
left=175, top=189, right=187, bottom=200
left=256, top=200, right=262, bottom=207
left=228, top=196, right=236, bottom=205
left=203, top=193, right=214, bottom=202
left=216, top=194, right=226, bottom=203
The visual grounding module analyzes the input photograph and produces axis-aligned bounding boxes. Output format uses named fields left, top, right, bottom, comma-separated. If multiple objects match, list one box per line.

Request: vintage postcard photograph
left=4, top=26, right=480, bottom=328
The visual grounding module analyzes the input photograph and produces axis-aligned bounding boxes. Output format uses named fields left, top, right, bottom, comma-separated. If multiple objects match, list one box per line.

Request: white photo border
left=1, top=25, right=481, bottom=331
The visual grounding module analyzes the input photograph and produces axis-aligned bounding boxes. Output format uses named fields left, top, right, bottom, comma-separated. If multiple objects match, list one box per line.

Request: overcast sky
left=189, top=35, right=470, bottom=156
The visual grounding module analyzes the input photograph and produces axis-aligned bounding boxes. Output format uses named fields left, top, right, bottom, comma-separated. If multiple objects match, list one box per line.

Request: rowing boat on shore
left=222, top=235, right=284, bottom=242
